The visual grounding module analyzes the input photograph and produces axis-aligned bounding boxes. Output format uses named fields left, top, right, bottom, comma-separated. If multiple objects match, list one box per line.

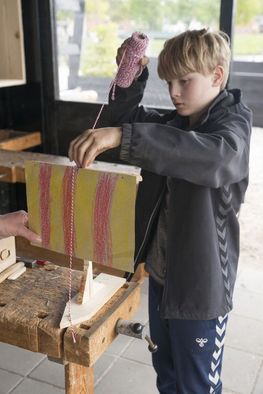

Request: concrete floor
left=0, top=128, right=262, bottom=394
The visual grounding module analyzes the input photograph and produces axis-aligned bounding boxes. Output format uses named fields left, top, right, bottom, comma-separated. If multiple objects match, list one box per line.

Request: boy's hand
left=0, top=210, right=42, bottom=243
left=69, top=127, right=122, bottom=168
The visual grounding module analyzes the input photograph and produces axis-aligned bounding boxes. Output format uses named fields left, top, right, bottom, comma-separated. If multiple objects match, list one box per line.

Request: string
left=67, top=166, right=78, bottom=343
left=67, top=32, right=148, bottom=343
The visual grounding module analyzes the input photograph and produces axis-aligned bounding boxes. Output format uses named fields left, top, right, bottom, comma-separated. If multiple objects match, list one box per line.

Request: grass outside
left=146, top=33, right=263, bottom=58
left=233, top=33, right=263, bottom=55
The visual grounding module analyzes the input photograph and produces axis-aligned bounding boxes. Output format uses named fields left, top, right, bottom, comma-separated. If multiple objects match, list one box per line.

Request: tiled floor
left=0, top=128, right=262, bottom=394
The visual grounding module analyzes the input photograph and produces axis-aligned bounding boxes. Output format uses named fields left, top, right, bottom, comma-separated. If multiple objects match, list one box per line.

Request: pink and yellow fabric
left=25, top=161, right=139, bottom=272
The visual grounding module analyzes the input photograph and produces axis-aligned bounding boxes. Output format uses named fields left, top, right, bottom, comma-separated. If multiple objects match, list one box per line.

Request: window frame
left=39, top=0, right=236, bottom=155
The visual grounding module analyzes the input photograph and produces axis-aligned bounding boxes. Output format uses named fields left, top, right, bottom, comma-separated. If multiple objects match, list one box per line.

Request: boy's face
left=167, top=67, right=223, bottom=126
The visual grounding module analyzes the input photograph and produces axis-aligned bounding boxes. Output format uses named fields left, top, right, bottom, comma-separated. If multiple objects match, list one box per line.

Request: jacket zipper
left=134, top=187, right=166, bottom=267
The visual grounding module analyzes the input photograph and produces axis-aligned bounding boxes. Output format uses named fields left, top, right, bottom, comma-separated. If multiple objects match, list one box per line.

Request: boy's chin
left=176, top=108, right=190, bottom=117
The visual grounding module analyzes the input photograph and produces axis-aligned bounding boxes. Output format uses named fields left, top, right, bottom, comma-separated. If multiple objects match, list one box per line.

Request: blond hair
left=158, top=28, right=231, bottom=89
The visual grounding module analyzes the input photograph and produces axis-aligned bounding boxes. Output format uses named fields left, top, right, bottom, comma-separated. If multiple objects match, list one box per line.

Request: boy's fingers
left=77, top=139, right=94, bottom=167
left=69, top=134, right=87, bottom=162
left=69, top=130, right=93, bottom=167
left=116, top=38, right=130, bottom=64
left=69, top=130, right=89, bottom=157
left=140, top=56, right=149, bottom=66
left=81, top=134, right=108, bottom=168
left=82, top=146, right=98, bottom=168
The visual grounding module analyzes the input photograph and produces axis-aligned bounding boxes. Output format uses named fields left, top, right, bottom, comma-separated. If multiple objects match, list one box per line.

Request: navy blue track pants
left=148, top=277, right=228, bottom=394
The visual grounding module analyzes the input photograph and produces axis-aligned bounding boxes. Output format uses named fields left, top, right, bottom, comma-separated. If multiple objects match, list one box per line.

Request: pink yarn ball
left=115, top=32, right=149, bottom=89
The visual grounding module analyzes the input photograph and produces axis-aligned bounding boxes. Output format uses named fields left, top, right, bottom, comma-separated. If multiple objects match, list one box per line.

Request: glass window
left=55, top=0, right=220, bottom=108
left=233, top=0, right=263, bottom=62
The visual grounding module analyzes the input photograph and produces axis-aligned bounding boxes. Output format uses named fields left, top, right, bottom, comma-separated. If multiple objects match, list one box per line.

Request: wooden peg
left=76, top=260, right=93, bottom=304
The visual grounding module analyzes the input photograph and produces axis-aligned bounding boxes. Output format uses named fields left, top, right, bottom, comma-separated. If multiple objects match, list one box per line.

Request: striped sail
left=25, top=161, right=137, bottom=272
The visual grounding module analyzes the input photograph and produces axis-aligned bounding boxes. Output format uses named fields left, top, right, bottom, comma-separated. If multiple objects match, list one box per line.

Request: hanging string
left=67, top=166, right=78, bottom=343
left=67, top=32, right=149, bottom=342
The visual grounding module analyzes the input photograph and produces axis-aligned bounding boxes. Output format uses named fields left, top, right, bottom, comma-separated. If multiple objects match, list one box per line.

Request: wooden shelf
left=0, top=130, right=41, bottom=151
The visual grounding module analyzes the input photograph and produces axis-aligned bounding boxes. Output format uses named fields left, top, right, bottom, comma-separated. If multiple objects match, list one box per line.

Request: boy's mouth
left=175, top=102, right=184, bottom=108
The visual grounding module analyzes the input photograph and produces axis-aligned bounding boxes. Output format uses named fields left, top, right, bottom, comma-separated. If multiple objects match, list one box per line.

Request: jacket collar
left=169, top=89, right=242, bottom=129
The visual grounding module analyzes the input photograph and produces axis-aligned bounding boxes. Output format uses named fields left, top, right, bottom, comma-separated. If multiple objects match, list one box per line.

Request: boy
left=69, top=29, right=252, bottom=393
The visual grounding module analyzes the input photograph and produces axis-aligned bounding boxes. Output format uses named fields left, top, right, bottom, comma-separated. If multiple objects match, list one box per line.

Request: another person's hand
left=0, top=210, right=41, bottom=243
left=69, top=127, right=122, bottom=168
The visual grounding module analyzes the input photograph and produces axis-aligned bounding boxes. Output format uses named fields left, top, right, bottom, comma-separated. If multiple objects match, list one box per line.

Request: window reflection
left=55, top=0, right=220, bottom=106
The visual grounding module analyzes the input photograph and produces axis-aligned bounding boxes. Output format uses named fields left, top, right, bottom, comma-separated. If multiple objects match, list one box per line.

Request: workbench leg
left=65, top=362, right=94, bottom=394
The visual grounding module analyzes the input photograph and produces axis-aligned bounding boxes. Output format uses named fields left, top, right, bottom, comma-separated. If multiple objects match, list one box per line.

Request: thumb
left=140, top=56, right=149, bottom=67
left=18, top=226, right=42, bottom=244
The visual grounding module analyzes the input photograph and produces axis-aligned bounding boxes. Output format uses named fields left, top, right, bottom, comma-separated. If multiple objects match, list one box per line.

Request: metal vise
left=116, top=319, right=158, bottom=353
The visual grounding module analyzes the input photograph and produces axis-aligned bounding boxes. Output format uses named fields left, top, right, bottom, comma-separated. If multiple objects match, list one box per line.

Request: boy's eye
left=180, top=79, right=189, bottom=84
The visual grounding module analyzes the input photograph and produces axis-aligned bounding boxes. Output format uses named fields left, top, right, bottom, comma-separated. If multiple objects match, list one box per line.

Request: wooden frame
left=0, top=0, right=26, bottom=87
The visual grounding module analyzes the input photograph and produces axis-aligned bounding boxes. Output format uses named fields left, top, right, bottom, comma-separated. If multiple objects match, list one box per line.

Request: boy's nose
left=170, top=83, right=181, bottom=98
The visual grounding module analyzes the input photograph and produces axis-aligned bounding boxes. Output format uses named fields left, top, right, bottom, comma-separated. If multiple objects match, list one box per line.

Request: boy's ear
left=212, top=65, right=224, bottom=87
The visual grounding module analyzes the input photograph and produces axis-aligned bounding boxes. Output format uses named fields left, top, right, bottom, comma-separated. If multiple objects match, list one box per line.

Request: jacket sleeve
left=108, top=68, right=171, bottom=125
left=120, top=107, right=252, bottom=188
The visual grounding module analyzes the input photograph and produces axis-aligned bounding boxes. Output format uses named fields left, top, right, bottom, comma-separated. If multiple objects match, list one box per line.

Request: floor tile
left=253, top=362, right=263, bottom=394
left=233, top=287, right=263, bottom=322
left=226, top=313, right=263, bottom=357
left=0, top=369, right=23, bottom=394
left=94, top=353, right=117, bottom=385
left=236, top=264, right=263, bottom=295
left=95, top=357, right=158, bottom=394
left=222, top=346, right=262, bottom=394
left=29, top=358, right=65, bottom=388
left=0, top=343, right=45, bottom=376
left=10, top=378, right=64, bottom=394
left=121, top=335, right=153, bottom=366
left=222, top=391, right=240, bottom=394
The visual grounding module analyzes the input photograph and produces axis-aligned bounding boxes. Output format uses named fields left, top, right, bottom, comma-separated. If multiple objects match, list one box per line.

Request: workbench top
left=0, top=264, right=140, bottom=367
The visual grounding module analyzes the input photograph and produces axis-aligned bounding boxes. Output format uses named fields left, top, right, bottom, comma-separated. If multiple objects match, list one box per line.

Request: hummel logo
left=196, top=338, right=208, bottom=347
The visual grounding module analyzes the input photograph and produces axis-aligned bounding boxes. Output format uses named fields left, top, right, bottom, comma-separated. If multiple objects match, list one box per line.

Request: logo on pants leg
left=196, top=338, right=208, bottom=347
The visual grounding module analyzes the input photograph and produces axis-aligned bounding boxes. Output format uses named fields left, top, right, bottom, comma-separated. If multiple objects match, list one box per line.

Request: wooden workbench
left=0, top=264, right=140, bottom=393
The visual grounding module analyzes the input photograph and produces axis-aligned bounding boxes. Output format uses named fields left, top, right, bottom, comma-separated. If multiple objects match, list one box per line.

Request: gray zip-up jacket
left=108, top=69, right=252, bottom=320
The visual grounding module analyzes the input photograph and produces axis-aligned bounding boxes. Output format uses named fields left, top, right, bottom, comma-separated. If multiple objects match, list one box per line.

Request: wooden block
left=0, top=150, right=71, bottom=183
left=60, top=274, right=126, bottom=329
left=76, top=261, right=93, bottom=304
left=8, top=265, right=26, bottom=280
left=63, top=282, right=140, bottom=366
left=0, top=165, right=17, bottom=183
left=0, top=236, right=16, bottom=274
left=0, top=262, right=25, bottom=283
